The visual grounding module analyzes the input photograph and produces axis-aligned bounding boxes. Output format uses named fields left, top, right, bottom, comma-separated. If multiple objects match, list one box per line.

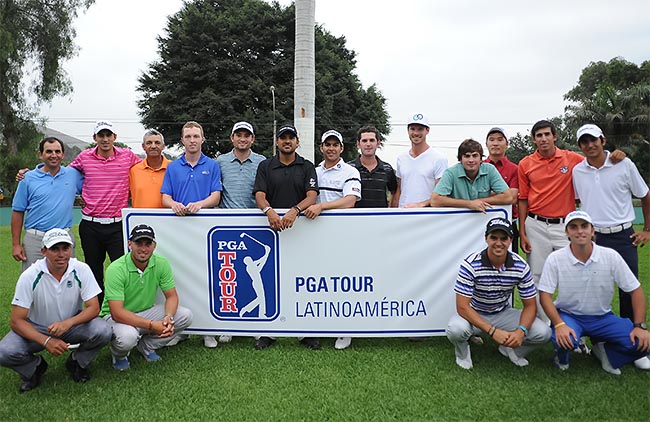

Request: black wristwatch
left=633, top=322, right=647, bottom=330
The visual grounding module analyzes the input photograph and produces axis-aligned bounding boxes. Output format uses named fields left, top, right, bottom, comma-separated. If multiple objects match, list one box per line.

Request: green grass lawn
left=0, top=226, right=648, bottom=421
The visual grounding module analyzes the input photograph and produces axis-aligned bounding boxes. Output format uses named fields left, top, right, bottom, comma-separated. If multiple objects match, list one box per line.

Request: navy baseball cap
left=485, top=218, right=513, bottom=238
left=129, top=224, right=156, bottom=241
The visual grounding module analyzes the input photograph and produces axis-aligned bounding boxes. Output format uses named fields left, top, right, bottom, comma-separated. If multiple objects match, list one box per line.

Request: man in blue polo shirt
left=12, top=137, right=83, bottom=271
left=446, top=218, right=551, bottom=369
left=161, top=120, right=221, bottom=348
left=430, top=139, right=514, bottom=211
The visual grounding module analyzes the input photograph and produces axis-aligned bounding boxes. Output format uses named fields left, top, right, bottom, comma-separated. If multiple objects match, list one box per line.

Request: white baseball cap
left=42, top=229, right=74, bottom=249
left=320, top=129, right=343, bottom=144
left=407, top=113, right=430, bottom=128
left=564, top=210, right=593, bottom=230
left=231, top=121, right=254, bottom=135
left=94, top=120, right=115, bottom=135
left=576, top=124, right=603, bottom=142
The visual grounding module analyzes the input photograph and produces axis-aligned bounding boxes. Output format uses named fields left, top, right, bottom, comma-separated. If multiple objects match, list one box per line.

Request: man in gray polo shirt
left=215, top=121, right=265, bottom=344
left=217, top=121, right=266, bottom=209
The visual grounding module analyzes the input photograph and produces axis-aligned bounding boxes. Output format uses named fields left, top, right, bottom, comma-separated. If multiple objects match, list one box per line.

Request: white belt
left=594, top=222, right=633, bottom=234
left=81, top=214, right=122, bottom=224
left=25, top=228, right=72, bottom=236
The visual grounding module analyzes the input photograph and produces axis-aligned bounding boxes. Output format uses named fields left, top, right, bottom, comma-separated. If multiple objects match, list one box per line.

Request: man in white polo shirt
left=391, top=113, right=447, bottom=208
left=572, top=123, right=650, bottom=370
left=539, top=211, right=650, bottom=375
left=305, top=129, right=361, bottom=350
left=0, top=229, right=111, bottom=393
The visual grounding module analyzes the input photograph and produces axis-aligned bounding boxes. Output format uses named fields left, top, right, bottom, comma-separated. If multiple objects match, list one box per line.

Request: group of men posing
left=1, top=114, right=648, bottom=393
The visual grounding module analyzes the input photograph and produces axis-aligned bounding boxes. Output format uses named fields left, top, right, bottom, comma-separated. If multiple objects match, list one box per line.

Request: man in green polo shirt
left=100, top=224, right=193, bottom=371
left=430, top=139, right=514, bottom=211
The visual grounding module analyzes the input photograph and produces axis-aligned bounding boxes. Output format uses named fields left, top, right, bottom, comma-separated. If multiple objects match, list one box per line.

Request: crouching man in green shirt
left=100, top=224, right=193, bottom=371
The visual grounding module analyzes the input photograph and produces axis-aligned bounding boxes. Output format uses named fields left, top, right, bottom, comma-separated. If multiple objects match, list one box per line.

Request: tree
left=0, top=0, right=93, bottom=198
left=564, top=57, right=650, bottom=182
left=505, top=132, right=534, bottom=164
left=137, top=0, right=389, bottom=162
left=0, top=0, right=93, bottom=154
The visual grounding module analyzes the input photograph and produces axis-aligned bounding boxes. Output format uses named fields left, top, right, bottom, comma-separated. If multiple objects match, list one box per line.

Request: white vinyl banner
left=121, top=207, right=511, bottom=337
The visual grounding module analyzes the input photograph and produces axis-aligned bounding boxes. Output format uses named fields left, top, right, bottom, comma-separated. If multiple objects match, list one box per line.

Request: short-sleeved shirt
left=573, top=153, right=649, bottom=227
left=129, top=157, right=170, bottom=208
left=538, top=243, right=640, bottom=316
left=316, top=158, right=361, bottom=203
left=348, top=156, right=397, bottom=208
left=454, top=249, right=536, bottom=314
left=396, top=147, right=448, bottom=207
left=253, top=154, right=318, bottom=208
left=518, top=148, right=584, bottom=218
left=161, top=153, right=222, bottom=204
left=485, top=156, right=519, bottom=218
left=217, top=150, right=266, bottom=209
left=12, top=257, right=101, bottom=326
left=12, top=164, right=83, bottom=230
left=434, top=162, right=509, bottom=200
left=69, top=147, right=141, bottom=218
left=100, top=253, right=176, bottom=317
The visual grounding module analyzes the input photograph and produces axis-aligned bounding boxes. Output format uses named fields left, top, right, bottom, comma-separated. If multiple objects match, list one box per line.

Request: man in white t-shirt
left=539, top=211, right=650, bottom=375
left=0, top=229, right=111, bottom=393
left=391, top=113, right=448, bottom=207
left=305, top=129, right=361, bottom=350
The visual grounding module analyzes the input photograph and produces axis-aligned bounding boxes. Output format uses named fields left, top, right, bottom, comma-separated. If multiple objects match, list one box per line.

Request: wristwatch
left=262, top=206, right=272, bottom=215
left=165, top=314, right=175, bottom=323
left=633, top=322, right=647, bottom=330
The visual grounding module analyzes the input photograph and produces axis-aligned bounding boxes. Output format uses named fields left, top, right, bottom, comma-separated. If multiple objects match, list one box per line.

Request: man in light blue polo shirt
left=11, top=137, right=83, bottom=271
left=217, top=121, right=266, bottom=209
left=430, top=139, right=514, bottom=212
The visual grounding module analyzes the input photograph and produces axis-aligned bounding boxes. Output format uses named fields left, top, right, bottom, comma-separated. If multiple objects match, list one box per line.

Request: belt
left=25, top=228, right=72, bottom=236
left=528, top=212, right=564, bottom=224
left=81, top=214, right=122, bottom=224
left=594, top=222, right=633, bottom=234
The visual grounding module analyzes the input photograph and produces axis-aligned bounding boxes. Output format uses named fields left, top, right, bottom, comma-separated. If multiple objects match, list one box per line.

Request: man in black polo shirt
left=252, top=124, right=320, bottom=350
left=348, top=125, right=397, bottom=208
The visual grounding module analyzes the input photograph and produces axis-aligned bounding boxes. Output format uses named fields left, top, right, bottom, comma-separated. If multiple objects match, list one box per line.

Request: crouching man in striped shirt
left=446, top=218, right=551, bottom=369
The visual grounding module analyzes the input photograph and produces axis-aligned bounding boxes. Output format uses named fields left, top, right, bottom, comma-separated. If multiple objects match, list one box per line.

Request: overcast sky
left=40, top=0, right=650, bottom=164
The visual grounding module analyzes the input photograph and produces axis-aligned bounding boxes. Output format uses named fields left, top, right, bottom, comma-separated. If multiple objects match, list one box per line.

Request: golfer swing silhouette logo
left=209, top=227, right=279, bottom=321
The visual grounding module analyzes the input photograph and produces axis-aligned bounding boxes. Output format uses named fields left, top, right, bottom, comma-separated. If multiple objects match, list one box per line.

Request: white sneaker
left=454, top=344, right=473, bottom=370
left=335, top=337, right=352, bottom=350
left=203, top=336, right=218, bottom=348
left=592, top=342, right=621, bottom=375
left=165, top=333, right=189, bottom=347
left=218, top=335, right=232, bottom=343
left=633, top=356, right=650, bottom=370
left=498, top=345, right=529, bottom=367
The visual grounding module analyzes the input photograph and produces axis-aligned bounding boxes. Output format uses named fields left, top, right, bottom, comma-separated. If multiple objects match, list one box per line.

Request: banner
left=122, top=207, right=510, bottom=337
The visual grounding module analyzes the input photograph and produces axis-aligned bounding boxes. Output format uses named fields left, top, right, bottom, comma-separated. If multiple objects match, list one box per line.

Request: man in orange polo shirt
left=129, top=129, right=170, bottom=208
left=518, top=120, right=623, bottom=322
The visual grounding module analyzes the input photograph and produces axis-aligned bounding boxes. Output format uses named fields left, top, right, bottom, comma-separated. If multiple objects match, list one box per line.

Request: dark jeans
left=595, top=227, right=638, bottom=320
left=79, top=220, right=125, bottom=304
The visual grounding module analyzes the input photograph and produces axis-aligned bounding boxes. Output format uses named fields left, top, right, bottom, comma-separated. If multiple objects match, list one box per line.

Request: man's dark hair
left=39, top=137, right=65, bottom=153
left=531, top=120, right=557, bottom=137
left=356, top=125, right=382, bottom=143
left=457, top=138, right=483, bottom=161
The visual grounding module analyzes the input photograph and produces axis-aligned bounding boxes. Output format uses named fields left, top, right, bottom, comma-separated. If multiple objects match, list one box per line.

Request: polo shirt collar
left=533, top=147, right=563, bottom=161
left=584, top=151, right=612, bottom=170
left=480, top=248, right=515, bottom=269
left=144, top=156, right=170, bottom=170
left=319, top=158, right=345, bottom=171
left=125, top=253, right=155, bottom=273
left=180, top=153, right=207, bottom=166
left=566, top=242, right=600, bottom=266
left=226, top=149, right=253, bottom=163
left=270, top=154, right=305, bottom=169
left=485, top=156, right=510, bottom=166
left=458, top=162, right=488, bottom=180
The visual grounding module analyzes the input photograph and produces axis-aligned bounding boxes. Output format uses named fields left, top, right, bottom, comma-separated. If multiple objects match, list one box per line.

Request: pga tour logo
left=208, top=227, right=279, bottom=321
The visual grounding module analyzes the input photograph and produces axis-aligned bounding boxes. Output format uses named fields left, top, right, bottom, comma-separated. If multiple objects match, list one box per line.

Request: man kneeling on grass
left=446, top=218, right=551, bottom=369
left=539, top=211, right=650, bottom=375
left=0, top=229, right=112, bottom=393
left=101, top=224, right=193, bottom=371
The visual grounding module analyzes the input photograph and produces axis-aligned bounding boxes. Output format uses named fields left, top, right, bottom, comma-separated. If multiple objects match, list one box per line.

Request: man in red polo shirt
left=484, top=127, right=519, bottom=251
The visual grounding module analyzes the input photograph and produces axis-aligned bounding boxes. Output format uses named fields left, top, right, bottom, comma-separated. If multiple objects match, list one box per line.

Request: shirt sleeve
left=157, top=256, right=176, bottom=292
left=104, top=260, right=127, bottom=302
left=386, top=164, right=398, bottom=193
left=537, top=254, right=558, bottom=294
left=516, top=262, right=537, bottom=300
left=252, top=161, right=268, bottom=194
left=11, top=179, right=28, bottom=211
left=517, top=158, right=530, bottom=199
left=454, top=259, right=475, bottom=298
left=625, top=158, right=650, bottom=198
left=161, top=166, right=173, bottom=196
left=304, top=162, right=319, bottom=193
left=433, top=168, right=454, bottom=196
left=433, top=156, right=448, bottom=180
left=210, top=161, right=223, bottom=192
left=343, top=167, right=362, bottom=199
left=11, top=274, right=34, bottom=310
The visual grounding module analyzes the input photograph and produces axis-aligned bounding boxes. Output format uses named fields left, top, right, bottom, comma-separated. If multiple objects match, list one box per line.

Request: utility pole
left=294, top=0, right=315, bottom=162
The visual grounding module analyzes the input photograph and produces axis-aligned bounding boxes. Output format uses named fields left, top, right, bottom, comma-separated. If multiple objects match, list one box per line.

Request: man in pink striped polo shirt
left=69, top=121, right=141, bottom=302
